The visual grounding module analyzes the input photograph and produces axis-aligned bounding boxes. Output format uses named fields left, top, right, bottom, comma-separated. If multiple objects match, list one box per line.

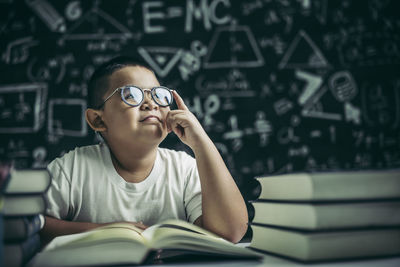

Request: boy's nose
left=141, top=90, right=158, bottom=110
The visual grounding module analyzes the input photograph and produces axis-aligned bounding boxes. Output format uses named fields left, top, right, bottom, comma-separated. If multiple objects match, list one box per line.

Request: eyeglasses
left=97, top=85, right=173, bottom=109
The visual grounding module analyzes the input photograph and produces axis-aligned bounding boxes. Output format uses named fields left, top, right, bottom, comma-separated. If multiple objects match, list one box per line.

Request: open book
left=29, top=219, right=261, bottom=266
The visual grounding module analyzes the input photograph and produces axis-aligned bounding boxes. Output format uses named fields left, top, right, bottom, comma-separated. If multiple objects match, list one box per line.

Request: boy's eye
left=123, top=87, right=143, bottom=105
left=122, top=90, right=132, bottom=98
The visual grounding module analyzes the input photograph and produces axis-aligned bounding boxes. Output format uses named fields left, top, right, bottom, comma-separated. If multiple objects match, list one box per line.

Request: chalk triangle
left=138, top=47, right=183, bottom=77
left=59, top=7, right=132, bottom=42
left=279, top=30, right=330, bottom=69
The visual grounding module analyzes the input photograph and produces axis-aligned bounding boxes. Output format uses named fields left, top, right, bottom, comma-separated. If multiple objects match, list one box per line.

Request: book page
left=143, top=220, right=260, bottom=258
left=142, top=219, right=219, bottom=239
left=45, top=223, right=148, bottom=251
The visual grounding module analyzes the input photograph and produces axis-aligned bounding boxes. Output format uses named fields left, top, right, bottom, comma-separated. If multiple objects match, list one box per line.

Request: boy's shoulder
left=50, top=143, right=105, bottom=165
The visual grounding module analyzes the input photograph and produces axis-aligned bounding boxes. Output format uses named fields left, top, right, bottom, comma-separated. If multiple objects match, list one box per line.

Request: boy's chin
left=136, top=128, right=168, bottom=143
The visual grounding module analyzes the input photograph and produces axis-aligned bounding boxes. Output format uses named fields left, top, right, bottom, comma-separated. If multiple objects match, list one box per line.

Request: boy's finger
left=172, top=90, right=189, bottom=111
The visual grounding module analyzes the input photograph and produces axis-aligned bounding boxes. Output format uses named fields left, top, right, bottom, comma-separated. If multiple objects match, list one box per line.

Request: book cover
left=4, top=214, right=45, bottom=242
left=2, top=194, right=47, bottom=216
left=255, top=169, right=400, bottom=201
left=250, top=224, right=400, bottom=262
left=4, top=169, right=51, bottom=194
left=29, top=219, right=262, bottom=266
left=249, top=201, right=400, bottom=230
left=4, top=233, right=41, bottom=267
left=0, top=205, right=3, bottom=267
left=0, top=160, right=13, bottom=193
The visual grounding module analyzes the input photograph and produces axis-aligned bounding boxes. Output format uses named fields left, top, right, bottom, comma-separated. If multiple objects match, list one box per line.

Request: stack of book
left=0, top=161, right=14, bottom=266
left=2, top=169, right=50, bottom=266
left=248, top=169, right=400, bottom=262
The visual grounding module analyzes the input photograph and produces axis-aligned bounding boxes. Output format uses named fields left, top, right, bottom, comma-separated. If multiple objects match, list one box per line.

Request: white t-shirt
left=45, top=143, right=202, bottom=225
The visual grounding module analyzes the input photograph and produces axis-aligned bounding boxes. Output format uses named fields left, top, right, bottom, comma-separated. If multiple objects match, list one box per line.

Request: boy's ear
left=85, top=108, right=107, bottom=132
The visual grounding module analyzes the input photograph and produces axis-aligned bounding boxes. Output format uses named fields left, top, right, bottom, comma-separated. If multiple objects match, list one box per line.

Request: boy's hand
left=166, top=90, right=209, bottom=150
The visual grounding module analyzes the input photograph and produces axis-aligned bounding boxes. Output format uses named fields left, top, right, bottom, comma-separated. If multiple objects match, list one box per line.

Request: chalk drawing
left=2, top=37, right=39, bottom=64
left=65, top=1, right=83, bottom=21
left=296, top=70, right=342, bottom=121
left=328, top=71, right=358, bottom=102
left=58, top=6, right=132, bottom=44
left=344, top=102, right=361, bottom=125
left=279, top=30, right=330, bottom=69
left=26, top=0, right=66, bottom=33
left=138, top=46, right=183, bottom=78
left=0, top=83, right=47, bottom=133
left=362, top=82, right=400, bottom=128
left=204, top=24, right=264, bottom=68
left=47, top=98, right=87, bottom=137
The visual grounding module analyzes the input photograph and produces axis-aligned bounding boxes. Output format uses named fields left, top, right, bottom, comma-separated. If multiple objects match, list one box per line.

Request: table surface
left=27, top=242, right=400, bottom=267
left=139, top=254, right=400, bottom=267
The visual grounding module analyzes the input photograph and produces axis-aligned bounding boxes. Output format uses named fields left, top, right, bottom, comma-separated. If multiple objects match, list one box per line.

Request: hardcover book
left=4, top=169, right=51, bottom=194
left=250, top=225, right=400, bottom=262
left=2, top=194, right=46, bottom=216
left=255, top=169, right=400, bottom=201
left=250, top=201, right=400, bottom=230
left=4, top=233, right=41, bottom=267
left=3, top=214, right=45, bottom=241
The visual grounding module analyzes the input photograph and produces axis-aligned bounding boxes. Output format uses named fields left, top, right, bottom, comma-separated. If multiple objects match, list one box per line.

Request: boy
left=40, top=56, right=248, bottom=244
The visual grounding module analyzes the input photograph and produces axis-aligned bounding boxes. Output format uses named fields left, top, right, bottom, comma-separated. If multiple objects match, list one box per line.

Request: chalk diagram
left=138, top=47, right=183, bottom=78
left=27, top=56, right=68, bottom=84
left=2, top=36, right=39, bottom=64
left=296, top=70, right=342, bottom=121
left=361, top=82, right=400, bottom=129
left=0, top=83, right=47, bottom=133
left=312, top=0, right=328, bottom=25
left=338, top=32, right=400, bottom=67
left=58, top=6, right=132, bottom=44
left=278, top=30, right=330, bottom=69
left=204, top=25, right=264, bottom=68
left=47, top=98, right=87, bottom=137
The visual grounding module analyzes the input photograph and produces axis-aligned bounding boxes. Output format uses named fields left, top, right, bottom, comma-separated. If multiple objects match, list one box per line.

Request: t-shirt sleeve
left=45, top=159, right=72, bottom=220
left=182, top=155, right=202, bottom=223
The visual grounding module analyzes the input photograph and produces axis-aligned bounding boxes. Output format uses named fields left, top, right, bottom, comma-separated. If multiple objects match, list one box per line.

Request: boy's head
left=87, top=56, right=155, bottom=109
left=85, top=56, right=172, bottom=147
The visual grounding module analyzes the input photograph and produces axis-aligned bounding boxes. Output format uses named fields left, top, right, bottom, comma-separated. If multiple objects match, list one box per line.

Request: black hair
left=87, top=55, right=155, bottom=109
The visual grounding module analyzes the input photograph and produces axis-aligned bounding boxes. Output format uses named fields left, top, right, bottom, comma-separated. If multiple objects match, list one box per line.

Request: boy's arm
left=40, top=216, right=101, bottom=244
left=166, top=91, right=248, bottom=243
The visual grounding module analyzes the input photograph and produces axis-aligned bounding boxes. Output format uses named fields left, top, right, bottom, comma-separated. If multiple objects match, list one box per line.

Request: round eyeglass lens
left=153, top=87, right=172, bottom=106
left=122, top=86, right=143, bottom=106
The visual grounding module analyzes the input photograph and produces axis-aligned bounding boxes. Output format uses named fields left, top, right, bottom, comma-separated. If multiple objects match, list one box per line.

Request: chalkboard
left=1, top=0, right=400, bottom=200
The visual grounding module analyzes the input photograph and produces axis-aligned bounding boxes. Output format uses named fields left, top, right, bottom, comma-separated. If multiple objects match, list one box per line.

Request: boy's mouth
left=140, top=115, right=162, bottom=122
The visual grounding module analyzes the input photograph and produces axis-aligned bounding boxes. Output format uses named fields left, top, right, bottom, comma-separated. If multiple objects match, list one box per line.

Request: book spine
left=4, top=214, right=44, bottom=241
left=21, top=234, right=41, bottom=264
left=3, top=194, right=47, bottom=216
left=0, top=211, right=3, bottom=267
left=4, top=168, right=51, bottom=195
left=0, top=162, right=12, bottom=193
left=4, top=234, right=41, bottom=266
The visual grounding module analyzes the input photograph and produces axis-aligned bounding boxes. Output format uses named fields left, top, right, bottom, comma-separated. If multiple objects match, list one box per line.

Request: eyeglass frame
left=96, top=85, right=174, bottom=109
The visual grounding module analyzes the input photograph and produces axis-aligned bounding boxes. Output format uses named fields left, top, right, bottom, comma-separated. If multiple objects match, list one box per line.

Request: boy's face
left=100, top=66, right=170, bottom=147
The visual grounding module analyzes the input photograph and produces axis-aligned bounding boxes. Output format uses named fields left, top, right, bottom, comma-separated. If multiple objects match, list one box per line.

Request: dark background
left=1, top=0, right=400, bottom=204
